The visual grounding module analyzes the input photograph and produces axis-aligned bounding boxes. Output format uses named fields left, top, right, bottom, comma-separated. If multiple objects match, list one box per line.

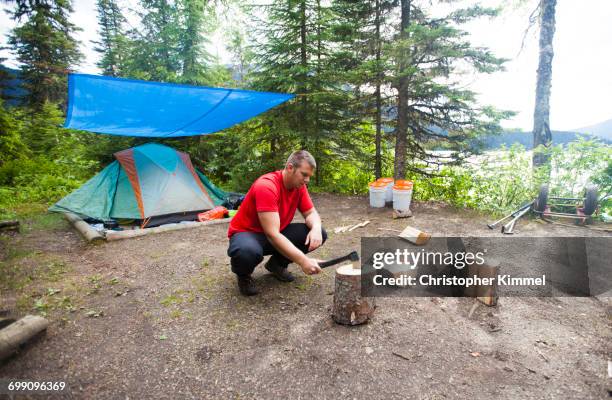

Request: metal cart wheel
left=583, top=185, right=598, bottom=216
left=534, top=184, right=549, bottom=213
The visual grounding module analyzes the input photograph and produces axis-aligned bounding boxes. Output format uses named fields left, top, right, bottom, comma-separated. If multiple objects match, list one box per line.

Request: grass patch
left=0, top=204, right=67, bottom=232
left=191, top=274, right=222, bottom=298
left=25, top=212, right=67, bottom=232
left=294, top=275, right=314, bottom=291
left=160, top=290, right=192, bottom=307
left=0, top=202, right=47, bottom=220
left=1, top=251, right=80, bottom=317
left=0, top=254, right=68, bottom=291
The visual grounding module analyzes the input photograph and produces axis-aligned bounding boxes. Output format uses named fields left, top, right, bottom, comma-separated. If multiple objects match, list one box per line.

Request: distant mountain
left=479, top=130, right=611, bottom=149
left=572, top=118, right=612, bottom=141
left=0, top=65, right=26, bottom=106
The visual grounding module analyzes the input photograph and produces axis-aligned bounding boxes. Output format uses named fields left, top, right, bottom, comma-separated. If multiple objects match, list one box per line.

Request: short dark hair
left=286, top=150, right=316, bottom=169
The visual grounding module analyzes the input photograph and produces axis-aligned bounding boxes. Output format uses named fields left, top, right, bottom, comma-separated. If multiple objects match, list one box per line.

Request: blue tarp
left=64, top=74, right=294, bottom=137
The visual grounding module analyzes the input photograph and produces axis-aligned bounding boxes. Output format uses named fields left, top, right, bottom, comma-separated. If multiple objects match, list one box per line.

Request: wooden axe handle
left=319, top=252, right=358, bottom=268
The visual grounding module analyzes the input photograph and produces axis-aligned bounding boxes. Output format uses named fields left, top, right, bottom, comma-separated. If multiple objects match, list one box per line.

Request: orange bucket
left=393, top=180, right=412, bottom=190
left=394, top=179, right=413, bottom=188
left=376, top=177, right=394, bottom=202
left=369, top=181, right=387, bottom=207
left=369, top=181, right=387, bottom=188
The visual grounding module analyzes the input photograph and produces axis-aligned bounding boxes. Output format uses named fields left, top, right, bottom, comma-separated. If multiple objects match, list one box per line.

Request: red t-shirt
left=228, top=170, right=314, bottom=237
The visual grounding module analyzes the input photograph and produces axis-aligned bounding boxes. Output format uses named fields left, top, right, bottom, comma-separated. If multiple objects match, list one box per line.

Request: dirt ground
left=1, top=194, right=610, bottom=399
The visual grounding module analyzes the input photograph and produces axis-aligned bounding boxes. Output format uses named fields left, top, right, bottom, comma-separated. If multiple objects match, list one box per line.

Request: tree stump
left=332, top=264, right=376, bottom=325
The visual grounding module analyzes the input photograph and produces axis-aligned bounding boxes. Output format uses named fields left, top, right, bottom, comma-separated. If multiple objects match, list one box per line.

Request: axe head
left=348, top=251, right=360, bottom=262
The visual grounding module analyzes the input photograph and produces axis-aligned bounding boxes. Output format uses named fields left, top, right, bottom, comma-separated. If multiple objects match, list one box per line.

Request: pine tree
left=177, top=0, right=216, bottom=84
left=329, top=0, right=396, bottom=179
left=7, top=0, right=83, bottom=107
left=94, top=0, right=129, bottom=76
left=251, top=0, right=353, bottom=185
left=127, top=0, right=182, bottom=81
left=390, top=2, right=512, bottom=179
left=226, top=26, right=253, bottom=85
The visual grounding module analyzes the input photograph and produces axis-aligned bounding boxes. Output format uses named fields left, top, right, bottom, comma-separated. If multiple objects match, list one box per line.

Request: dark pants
left=227, top=223, right=328, bottom=277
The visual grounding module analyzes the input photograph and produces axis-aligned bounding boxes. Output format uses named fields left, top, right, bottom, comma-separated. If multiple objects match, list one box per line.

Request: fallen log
left=0, top=220, right=19, bottom=232
left=63, top=213, right=105, bottom=244
left=332, top=264, right=376, bottom=325
left=0, top=315, right=49, bottom=361
left=105, top=217, right=232, bottom=241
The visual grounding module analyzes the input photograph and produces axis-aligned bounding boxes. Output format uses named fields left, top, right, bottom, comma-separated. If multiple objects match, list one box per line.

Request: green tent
left=50, top=143, right=229, bottom=227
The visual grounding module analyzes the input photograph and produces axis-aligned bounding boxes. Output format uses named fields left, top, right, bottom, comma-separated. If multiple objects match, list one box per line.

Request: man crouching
left=227, top=150, right=327, bottom=296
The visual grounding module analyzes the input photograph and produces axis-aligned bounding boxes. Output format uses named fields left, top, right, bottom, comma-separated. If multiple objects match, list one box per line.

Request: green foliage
left=118, top=0, right=224, bottom=85
left=8, top=0, right=82, bottom=107
left=405, top=140, right=611, bottom=215
left=94, top=0, right=130, bottom=76
left=390, top=3, right=513, bottom=178
left=0, top=102, right=98, bottom=219
left=543, top=137, right=612, bottom=198
left=0, top=99, right=29, bottom=165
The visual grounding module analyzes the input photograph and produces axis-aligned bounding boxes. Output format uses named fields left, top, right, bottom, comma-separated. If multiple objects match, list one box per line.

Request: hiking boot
left=237, top=275, right=259, bottom=296
left=265, top=257, right=295, bottom=282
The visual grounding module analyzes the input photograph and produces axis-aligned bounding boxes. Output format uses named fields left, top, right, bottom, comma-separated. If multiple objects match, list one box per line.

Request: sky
left=1, top=0, right=611, bottom=131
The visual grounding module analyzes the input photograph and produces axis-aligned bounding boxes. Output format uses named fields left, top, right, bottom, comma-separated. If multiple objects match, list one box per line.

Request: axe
left=319, top=251, right=360, bottom=268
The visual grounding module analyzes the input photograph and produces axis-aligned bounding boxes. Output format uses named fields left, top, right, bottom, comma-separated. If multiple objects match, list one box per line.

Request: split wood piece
left=64, top=212, right=105, bottom=244
left=332, top=264, right=376, bottom=325
left=0, top=315, right=49, bottom=361
left=106, top=218, right=232, bottom=241
left=392, top=209, right=413, bottom=219
left=477, top=263, right=499, bottom=307
left=334, top=221, right=370, bottom=234
left=348, top=220, right=370, bottom=232
left=333, top=225, right=352, bottom=234
left=0, top=220, right=19, bottom=231
left=398, top=225, right=431, bottom=245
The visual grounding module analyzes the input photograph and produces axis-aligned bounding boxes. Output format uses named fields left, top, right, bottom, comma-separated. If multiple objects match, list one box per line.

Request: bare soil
left=1, top=194, right=610, bottom=399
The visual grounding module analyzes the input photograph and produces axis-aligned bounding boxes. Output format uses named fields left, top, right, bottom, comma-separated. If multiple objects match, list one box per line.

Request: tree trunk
left=532, top=0, right=556, bottom=170
left=394, top=0, right=411, bottom=180
left=374, top=0, right=382, bottom=180
left=299, top=0, right=308, bottom=149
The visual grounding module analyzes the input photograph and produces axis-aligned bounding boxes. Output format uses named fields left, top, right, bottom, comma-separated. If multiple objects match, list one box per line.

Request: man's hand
left=298, top=256, right=322, bottom=275
left=305, top=227, right=323, bottom=251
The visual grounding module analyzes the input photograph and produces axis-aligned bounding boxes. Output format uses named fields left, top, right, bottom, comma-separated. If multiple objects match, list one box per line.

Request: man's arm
left=301, top=207, right=323, bottom=251
left=258, top=211, right=321, bottom=275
